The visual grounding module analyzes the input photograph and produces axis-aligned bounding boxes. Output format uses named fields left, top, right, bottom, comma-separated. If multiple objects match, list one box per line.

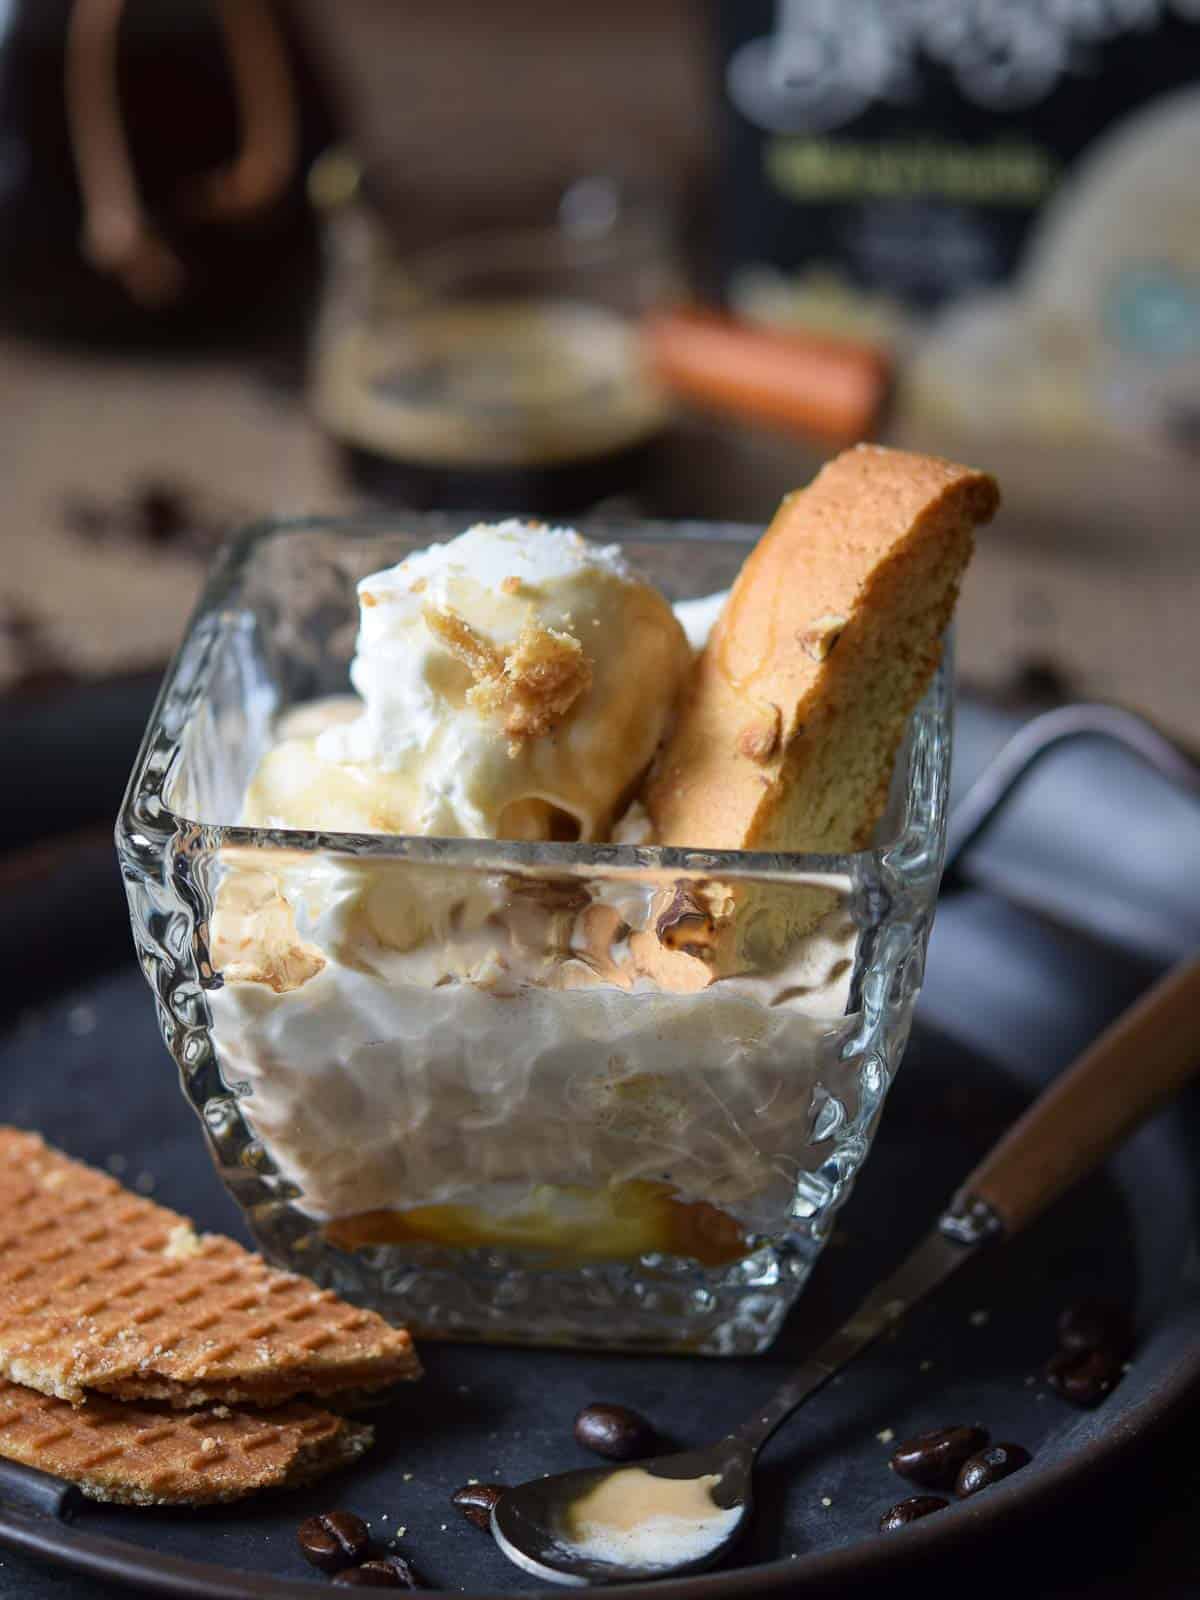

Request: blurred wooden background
left=1, top=0, right=1198, bottom=748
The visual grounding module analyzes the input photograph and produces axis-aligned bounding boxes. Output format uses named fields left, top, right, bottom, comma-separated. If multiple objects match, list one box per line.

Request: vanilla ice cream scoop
left=242, top=521, right=691, bottom=841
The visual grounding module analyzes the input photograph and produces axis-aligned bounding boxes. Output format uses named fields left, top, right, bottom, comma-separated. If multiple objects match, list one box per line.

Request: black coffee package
left=713, top=2, right=1200, bottom=531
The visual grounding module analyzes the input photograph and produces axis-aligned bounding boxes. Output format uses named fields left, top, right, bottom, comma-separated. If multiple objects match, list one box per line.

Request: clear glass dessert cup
left=117, top=514, right=952, bottom=1356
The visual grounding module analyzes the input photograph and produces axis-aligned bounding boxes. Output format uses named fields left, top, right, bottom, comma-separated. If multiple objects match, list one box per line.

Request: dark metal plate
left=0, top=698, right=1197, bottom=1597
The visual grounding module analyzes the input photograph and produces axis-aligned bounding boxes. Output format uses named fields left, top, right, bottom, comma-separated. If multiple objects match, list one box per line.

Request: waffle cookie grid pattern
left=0, top=1379, right=372, bottom=1505
left=0, top=1129, right=419, bottom=1407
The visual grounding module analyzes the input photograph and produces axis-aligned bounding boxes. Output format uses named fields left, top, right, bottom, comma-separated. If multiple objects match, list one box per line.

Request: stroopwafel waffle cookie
left=0, top=1378, right=372, bottom=1505
left=0, top=1128, right=420, bottom=1407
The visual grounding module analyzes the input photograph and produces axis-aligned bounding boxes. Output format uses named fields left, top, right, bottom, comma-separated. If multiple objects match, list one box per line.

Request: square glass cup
left=117, top=513, right=952, bottom=1356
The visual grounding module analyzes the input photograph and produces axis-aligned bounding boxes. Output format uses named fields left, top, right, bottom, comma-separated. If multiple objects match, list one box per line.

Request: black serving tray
left=0, top=693, right=1197, bottom=1599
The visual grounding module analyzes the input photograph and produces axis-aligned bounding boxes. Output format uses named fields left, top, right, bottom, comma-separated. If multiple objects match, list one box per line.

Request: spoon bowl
left=491, top=1442, right=754, bottom=1586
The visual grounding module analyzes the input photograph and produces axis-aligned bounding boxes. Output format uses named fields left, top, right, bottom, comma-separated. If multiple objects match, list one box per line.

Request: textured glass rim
left=118, top=512, right=952, bottom=888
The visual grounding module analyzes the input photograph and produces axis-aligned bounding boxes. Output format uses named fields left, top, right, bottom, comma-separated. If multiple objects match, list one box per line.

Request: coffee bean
left=297, top=1510, right=370, bottom=1573
left=334, top=1554, right=423, bottom=1588
left=1045, top=1345, right=1123, bottom=1408
left=1056, top=1300, right=1134, bottom=1359
left=879, top=1496, right=948, bottom=1532
left=381, top=1554, right=425, bottom=1588
left=574, top=1402, right=657, bottom=1461
left=955, top=1443, right=1032, bottom=1498
left=889, top=1425, right=989, bottom=1489
left=133, top=481, right=191, bottom=545
left=451, top=1482, right=506, bottom=1530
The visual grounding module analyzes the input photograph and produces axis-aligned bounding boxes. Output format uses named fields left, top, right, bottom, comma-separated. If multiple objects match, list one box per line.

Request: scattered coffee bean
left=1056, top=1300, right=1134, bottom=1359
left=889, top=1425, right=989, bottom=1489
left=574, top=1402, right=657, bottom=1461
left=955, top=1443, right=1032, bottom=1498
left=0, top=600, right=73, bottom=694
left=1045, top=1345, right=1123, bottom=1408
left=995, top=655, right=1075, bottom=709
left=133, top=481, right=191, bottom=545
left=879, top=1496, right=948, bottom=1532
left=451, top=1481, right=506, bottom=1530
left=382, top=1554, right=425, bottom=1588
left=333, top=1566, right=401, bottom=1589
left=60, top=479, right=232, bottom=556
left=297, top=1510, right=370, bottom=1574
left=334, top=1554, right=423, bottom=1587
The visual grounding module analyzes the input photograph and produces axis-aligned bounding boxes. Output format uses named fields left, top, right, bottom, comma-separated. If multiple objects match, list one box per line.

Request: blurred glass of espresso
left=309, top=157, right=684, bottom=516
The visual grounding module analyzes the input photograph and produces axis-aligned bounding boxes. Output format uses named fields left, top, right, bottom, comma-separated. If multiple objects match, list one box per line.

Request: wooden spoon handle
left=959, top=955, right=1200, bottom=1236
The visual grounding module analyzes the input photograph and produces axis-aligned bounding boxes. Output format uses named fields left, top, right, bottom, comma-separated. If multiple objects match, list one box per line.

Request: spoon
left=492, top=954, right=1200, bottom=1585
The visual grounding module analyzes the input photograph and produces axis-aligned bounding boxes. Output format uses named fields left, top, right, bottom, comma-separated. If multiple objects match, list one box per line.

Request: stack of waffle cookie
left=0, top=1128, right=419, bottom=1505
